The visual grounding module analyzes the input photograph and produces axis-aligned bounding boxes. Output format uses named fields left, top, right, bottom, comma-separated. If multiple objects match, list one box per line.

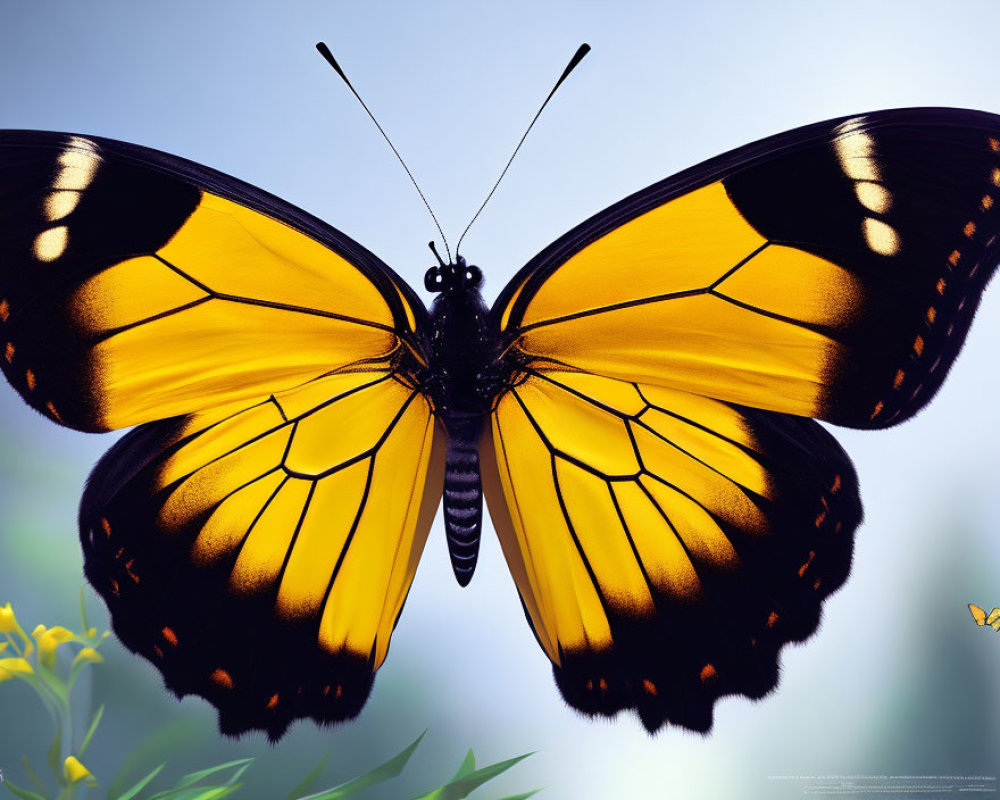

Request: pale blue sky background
left=1, top=1, right=1000, bottom=798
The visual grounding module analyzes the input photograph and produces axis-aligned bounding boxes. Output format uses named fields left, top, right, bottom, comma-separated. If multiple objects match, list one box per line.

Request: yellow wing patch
left=70, top=192, right=407, bottom=430
left=509, top=181, right=863, bottom=419
left=481, top=369, right=773, bottom=662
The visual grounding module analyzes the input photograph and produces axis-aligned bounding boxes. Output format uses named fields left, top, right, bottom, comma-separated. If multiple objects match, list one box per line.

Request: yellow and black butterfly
left=2, top=103, right=999, bottom=740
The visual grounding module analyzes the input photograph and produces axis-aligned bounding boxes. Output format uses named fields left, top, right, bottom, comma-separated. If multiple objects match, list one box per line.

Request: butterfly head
left=424, top=255, right=483, bottom=294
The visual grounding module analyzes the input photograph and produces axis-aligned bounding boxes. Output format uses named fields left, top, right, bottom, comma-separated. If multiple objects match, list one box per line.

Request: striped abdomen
left=442, top=414, right=483, bottom=587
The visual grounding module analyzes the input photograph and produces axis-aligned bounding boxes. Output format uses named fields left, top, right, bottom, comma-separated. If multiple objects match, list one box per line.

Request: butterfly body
left=424, top=256, right=497, bottom=585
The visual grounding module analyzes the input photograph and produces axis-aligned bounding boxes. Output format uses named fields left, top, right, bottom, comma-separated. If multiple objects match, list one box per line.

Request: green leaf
left=79, top=704, right=104, bottom=756
left=281, top=755, right=327, bottom=800
left=108, top=718, right=206, bottom=800
left=110, top=763, right=166, bottom=800
left=450, top=752, right=476, bottom=782
left=78, top=587, right=89, bottom=633
left=295, top=731, right=426, bottom=800
left=409, top=752, right=534, bottom=800
left=2, top=779, right=47, bottom=800
left=46, top=724, right=63, bottom=786
left=19, top=756, right=46, bottom=797
left=492, top=791, right=540, bottom=800
left=170, top=760, right=254, bottom=791
left=146, top=786, right=242, bottom=800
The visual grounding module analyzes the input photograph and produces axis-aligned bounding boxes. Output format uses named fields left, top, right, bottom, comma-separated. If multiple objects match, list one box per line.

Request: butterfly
left=1, top=105, right=999, bottom=740
left=969, top=604, right=1000, bottom=630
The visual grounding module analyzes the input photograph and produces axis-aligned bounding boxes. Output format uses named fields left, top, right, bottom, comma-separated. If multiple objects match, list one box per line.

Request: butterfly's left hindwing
left=81, top=369, right=444, bottom=739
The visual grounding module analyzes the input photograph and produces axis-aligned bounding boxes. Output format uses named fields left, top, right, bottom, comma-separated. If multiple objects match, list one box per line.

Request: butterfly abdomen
left=442, top=413, right=484, bottom=587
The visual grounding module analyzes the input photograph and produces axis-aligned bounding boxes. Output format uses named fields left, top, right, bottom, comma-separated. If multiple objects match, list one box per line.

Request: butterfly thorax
left=423, top=257, right=499, bottom=586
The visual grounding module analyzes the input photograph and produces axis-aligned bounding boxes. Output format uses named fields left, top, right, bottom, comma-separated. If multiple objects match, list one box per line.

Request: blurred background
left=1, top=1, right=999, bottom=797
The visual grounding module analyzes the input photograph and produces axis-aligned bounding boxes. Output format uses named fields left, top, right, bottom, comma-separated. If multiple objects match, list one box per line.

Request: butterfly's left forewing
left=0, top=131, right=442, bottom=738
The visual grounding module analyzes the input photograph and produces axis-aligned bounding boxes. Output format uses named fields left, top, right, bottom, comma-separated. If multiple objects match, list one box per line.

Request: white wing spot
left=33, top=226, right=68, bottom=262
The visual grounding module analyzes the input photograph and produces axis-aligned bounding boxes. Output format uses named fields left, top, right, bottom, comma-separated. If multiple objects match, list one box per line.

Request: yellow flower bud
left=37, top=626, right=75, bottom=668
left=64, top=756, right=96, bottom=785
left=0, top=603, right=18, bottom=634
left=0, top=657, right=34, bottom=681
left=72, top=647, right=103, bottom=667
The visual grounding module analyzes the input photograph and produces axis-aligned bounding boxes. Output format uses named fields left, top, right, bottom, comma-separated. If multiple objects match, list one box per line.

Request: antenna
left=455, top=43, right=591, bottom=255
left=316, top=42, right=452, bottom=262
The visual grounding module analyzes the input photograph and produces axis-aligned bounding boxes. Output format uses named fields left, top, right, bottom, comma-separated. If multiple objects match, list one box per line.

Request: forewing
left=0, top=131, right=428, bottom=431
left=80, top=368, right=444, bottom=739
left=481, top=368, right=859, bottom=732
left=493, top=108, right=1000, bottom=429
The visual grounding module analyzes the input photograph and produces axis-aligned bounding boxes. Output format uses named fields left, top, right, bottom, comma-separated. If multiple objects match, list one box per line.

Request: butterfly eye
left=424, top=267, right=443, bottom=292
left=466, top=265, right=483, bottom=287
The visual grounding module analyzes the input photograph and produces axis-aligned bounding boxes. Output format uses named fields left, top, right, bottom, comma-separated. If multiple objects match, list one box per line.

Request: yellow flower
left=64, top=756, right=96, bottom=786
left=0, top=603, right=18, bottom=634
left=0, top=657, right=34, bottom=681
left=72, top=647, right=103, bottom=667
left=36, top=626, right=75, bottom=668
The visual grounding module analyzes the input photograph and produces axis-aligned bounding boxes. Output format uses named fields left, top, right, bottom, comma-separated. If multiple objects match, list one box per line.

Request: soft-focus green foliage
left=0, top=597, right=536, bottom=800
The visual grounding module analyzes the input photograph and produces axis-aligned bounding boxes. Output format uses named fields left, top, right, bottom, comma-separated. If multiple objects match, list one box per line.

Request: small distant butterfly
left=969, top=604, right=1000, bottom=630
left=2, top=85, right=1000, bottom=738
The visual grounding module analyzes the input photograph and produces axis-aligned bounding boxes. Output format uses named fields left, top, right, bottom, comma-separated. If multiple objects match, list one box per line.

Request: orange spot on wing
left=936, top=277, right=946, bottom=294
left=642, top=679, right=658, bottom=696
left=993, top=167, right=1000, bottom=186
left=45, top=402, right=62, bottom=422
left=814, top=509, right=827, bottom=528
left=913, top=335, right=924, bottom=357
left=161, top=627, right=178, bottom=646
left=798, top=550, right=816, bottom=577
left=153, top=645, right=164, bottom=659
left=335, top=685, right=343, bottom=699
left=893, top=369, right=905, bottom=389
left=699, top=663, right=717, bottom=683
left=0, top=299, right=9, bottom=322
left=813, top=577, right=822, bottom=591
left=990, top=137, right=1000, bottom=151
left=109, top=578, right=119, bottom=597
left=211, top=669, right=234, bottom=690
left=983, top=194, right=994, bottom=210
left=925, top=307, right=937, bottom=324
left=266, top=693, right=279, bottom=709
left=869, top=401, right=884, bottom=420
left=964, top=221, right=977, bottom=238
left=767, top=611, right=779, bottom=628
left=598, top=677, right=608, bottom=692
left=100, top=518, right=111, bottom=537
left=948, top=249, right=961, bottom=266
left=4, top=342, right=13, bottom=363
left=831, top=474, right=842, bottom=493
left=25, top=369, right=35, bottom=391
